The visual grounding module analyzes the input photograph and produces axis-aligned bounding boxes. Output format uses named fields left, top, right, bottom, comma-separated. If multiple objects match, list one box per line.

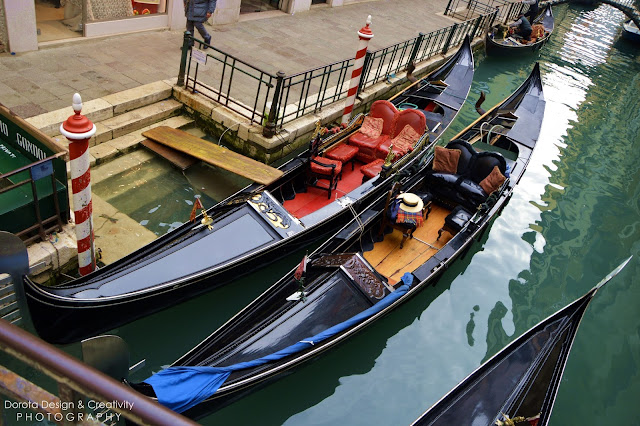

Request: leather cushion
left=458, top=178, right=487, bottom=201
left=392, top=109, right=426, bottom=138
left=445, top=139, right=476, bottom=174
left=369, top=100, right=398, bottom=135
left=427, top=172, right=460, bottom=186
left=445, top=205, right=472, bottom=231
left=469, top=152, right=507, bottom=183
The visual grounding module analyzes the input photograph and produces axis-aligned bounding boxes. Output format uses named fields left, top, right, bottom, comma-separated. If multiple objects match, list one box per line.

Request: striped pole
left=60, top=93, right=97, bottom=276
left=342, top=15, right=374, bottom=125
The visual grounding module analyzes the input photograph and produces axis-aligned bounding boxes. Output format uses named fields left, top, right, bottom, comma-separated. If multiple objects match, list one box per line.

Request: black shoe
left=204, top=35, right=211, bottom=50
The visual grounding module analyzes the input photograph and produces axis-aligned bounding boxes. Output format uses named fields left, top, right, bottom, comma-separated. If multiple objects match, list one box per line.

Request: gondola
left=411, top=257, right=632, bottom=426
left=18, top=37, right=475, bottom=345
left=130, top=63, right=546, bottom=419
left=622, top=19, right=640, bottom=43
left=485, top=6, right=554, bottom=56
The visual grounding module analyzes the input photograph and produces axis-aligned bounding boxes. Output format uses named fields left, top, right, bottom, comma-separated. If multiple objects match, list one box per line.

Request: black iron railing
left=445, top=0, right=522, bottom=22
left=177, top=8, right=502, bottom=137
left=0, top=153, right=66, bottom=244
left=177, top=32, right=278, bottom=127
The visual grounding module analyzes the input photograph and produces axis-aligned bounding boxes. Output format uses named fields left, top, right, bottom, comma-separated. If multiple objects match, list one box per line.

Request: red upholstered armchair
left=349, top=100, right=399, bottom=164
left=307, top=134, right=343, bottom=199
left=376, top=109, right=426, bottom=161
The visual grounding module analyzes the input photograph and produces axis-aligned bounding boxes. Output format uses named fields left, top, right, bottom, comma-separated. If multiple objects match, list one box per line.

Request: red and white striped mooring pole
left=341, top=15, right=374, bottom=125
left=60, top=93, right=97, bottom=276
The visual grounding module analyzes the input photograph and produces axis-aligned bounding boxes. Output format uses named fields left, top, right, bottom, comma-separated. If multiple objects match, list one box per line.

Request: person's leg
left=524, top=11, right=535, bottom=23
left=194, top=22, right=211, bottom=48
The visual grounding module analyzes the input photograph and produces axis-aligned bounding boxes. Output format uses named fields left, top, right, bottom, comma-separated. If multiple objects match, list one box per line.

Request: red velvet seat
left=326, top=144, right=359, bottom=171
left=349, top=100, right=398, bottom=163
left=360, top=158, right=385, bottom=182
left=310, top=157, right=342, bottom=176
left=309, top=156, right=342, bottom=199
left=348, top=134, right=388, bottom=164
left=306, top=131, right=344, bottom=199
left=376, top=109, right=426, bottom=160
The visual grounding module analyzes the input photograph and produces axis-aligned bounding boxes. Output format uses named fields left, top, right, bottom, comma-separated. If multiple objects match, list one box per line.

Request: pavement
left=0, top=0, right=455, bottom=119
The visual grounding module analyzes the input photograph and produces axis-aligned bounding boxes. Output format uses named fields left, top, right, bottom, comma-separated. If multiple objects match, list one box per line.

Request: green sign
left=0, top=110, right=53, bottom=162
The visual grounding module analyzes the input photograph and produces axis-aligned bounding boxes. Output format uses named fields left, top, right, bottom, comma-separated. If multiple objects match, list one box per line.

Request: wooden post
left=341, top=15, right=374, bottom=125
left=263, top=71, right=286, bottom=138
left=59, top=94, right=96, bottom=276
left=177, top=31, right=192, bottom=87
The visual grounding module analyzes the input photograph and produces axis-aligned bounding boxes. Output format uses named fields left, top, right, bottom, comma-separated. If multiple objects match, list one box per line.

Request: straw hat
left=398, top=193, right=423, bottom=213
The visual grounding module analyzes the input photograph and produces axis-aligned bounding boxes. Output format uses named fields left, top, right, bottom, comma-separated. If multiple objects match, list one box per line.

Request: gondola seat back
left=426, top=139, right=507, bottom=210
left=349, top=100, right=398, bottom=163
left=376, top=109, right=426, bottom=161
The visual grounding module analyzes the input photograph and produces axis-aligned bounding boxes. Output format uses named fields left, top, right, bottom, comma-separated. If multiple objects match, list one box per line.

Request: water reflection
left=91, top=5, right=640, bottom=425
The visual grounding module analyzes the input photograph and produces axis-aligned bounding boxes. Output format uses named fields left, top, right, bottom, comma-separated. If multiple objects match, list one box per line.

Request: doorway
left=35, top=0, right=83, bottom=42
left=240, top=0, right=280, bottom=14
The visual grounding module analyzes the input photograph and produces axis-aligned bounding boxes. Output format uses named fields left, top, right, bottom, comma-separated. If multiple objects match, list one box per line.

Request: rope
left=347, top=201, right=365, bottom=237
left=488, top=124, right=506, bottom=143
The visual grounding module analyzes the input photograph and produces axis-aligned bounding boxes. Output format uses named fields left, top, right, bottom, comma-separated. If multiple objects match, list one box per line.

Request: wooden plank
left=142, top=126, right=284, bottom=185
left=140, top=139, right=198, bottom=170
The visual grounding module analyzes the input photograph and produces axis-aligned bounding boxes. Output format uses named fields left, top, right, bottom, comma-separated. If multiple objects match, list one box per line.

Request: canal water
left=116, top=4, right=640, bottom=425
left=11, top=3, right=638, bottom=425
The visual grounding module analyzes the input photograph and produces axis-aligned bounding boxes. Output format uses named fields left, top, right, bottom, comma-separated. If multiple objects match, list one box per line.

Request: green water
left=22, top=4, right=640, bottom=425
left=93, top=159, right=251, bottom=235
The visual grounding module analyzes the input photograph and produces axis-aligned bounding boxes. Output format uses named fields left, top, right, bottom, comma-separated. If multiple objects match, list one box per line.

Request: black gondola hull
left=135, top=64, right=546, bottom=418
left=411, top=257, right=632, bottom=426
left=22, top=38, right=476, bottom=345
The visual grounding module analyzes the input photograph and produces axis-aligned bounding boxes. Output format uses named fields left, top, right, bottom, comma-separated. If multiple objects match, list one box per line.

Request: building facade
left=0, top=0, right=360, bottom=53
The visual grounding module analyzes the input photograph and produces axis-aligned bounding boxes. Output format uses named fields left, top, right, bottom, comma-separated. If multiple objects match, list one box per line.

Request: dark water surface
left=72, top=4, right=640, bottom=425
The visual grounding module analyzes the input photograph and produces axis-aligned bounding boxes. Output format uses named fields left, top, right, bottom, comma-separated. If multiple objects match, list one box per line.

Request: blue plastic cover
left=144, top=278, right=413, bottom=413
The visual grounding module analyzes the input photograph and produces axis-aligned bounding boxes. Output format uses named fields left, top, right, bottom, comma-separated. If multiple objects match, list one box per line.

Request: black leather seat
left=426, top=139, right=507, bottom=210
left=438, top=205, right=473, bottom=240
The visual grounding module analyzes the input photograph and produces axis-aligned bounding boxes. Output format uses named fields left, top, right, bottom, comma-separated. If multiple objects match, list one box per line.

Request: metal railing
left=177, top=7, right=501, bottom=137
left=177, top=32, right=278, bottom=127
left=0, top=153, right=66, bottom=244
left=0, top=317, right=198, bottom=426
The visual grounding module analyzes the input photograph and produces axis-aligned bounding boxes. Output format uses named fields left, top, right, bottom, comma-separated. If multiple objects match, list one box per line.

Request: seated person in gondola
left=509, top=13, right=533, bottom=42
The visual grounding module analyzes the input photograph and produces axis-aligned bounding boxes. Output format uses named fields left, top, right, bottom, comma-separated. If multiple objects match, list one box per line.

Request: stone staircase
left=17, top=80, right=197, bottom=284
left=25, top=79, right=194, bottom=167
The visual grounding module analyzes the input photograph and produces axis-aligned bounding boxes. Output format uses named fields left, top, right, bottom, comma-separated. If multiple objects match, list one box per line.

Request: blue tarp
left=144, top=274, right=414, bottom=413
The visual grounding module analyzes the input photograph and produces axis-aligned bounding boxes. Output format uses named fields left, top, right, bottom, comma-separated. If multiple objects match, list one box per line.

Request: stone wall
left=0, top=0, right=7, bottom=53
left=172, top=50, right=458, bottom=165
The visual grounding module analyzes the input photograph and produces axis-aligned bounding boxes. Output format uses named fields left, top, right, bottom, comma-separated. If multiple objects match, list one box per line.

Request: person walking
left=522, top=0, right=540, bottom=23
left=184, top=0, right=217, bottom=49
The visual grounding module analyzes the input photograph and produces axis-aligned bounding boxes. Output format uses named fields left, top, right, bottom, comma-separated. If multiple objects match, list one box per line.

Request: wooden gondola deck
left=365, top=204, right=453, bottom=284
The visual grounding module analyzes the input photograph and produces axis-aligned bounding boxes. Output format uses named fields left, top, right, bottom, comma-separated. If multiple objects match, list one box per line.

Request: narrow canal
left=75, top=3, right=640, bottom=424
